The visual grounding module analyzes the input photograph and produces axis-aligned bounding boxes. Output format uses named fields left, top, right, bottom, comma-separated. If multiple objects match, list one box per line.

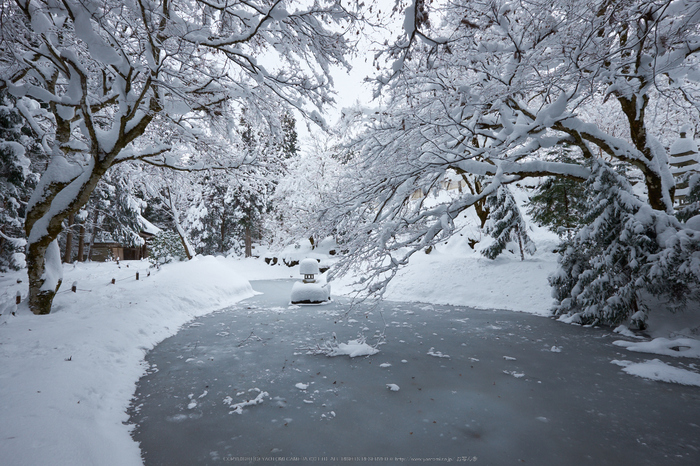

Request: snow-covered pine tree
left=187, top=172, right=240, bottom=256
left=92, top=171, right=145, bottom=248
left=526, top=176, right=586, bottom=239
left=482, top=185, right=536, bottom=261
left=0, top=92, right=41, bottom=271
left=148, top=230, right=187, bottom=266
left=550, top=160, right=659, bottom=328
left=279, top=111, right=300, bottom=160
left=526, top=147, right=588, bottom=239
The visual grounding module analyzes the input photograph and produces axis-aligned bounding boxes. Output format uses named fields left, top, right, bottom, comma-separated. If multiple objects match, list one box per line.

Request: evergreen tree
left=148, top=230, right=187, bottom=265
left=77, top=167, right=146, bottom=261
left=526, top=176, right=586, bottom=239
left=550, top=161, right=659, bottom=328
left=187, top=172, right=241, bottom=256
left=279, top=111, right=299, bottom=160
left=526, top=146, right=588, bottom=239
left=0, top=92, right=41, bottom=271
left=482, top=185, right=536, bottom=261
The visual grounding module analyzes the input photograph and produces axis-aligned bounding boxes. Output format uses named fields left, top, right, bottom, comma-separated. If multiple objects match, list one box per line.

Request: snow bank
left=333, top=231, right=559, bottom=315
left=333, top=186, right=561, bottom=315
left=611, top=359, right=700, bottom=387
left=0, top=256, right=254, bottom=466
left=613, top=338, right=700, bottom=359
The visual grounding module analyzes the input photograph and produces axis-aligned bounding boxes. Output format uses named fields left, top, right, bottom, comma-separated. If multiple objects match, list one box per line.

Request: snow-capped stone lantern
left=669, top=126, right=700, bottom=205
left=300, top=258, right=320, bottom=283
left=291, top=258, right=331, bottom=305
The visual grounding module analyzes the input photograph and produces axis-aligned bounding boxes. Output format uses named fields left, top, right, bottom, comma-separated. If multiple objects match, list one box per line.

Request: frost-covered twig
left=297, top=333, right=380, bottom=358
left=223, top=389, right=269, bottom=415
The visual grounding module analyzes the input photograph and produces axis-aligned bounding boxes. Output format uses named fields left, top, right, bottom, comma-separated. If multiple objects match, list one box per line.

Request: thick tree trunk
left=26, top=239, right=63, bottom=315
left=63, top=213, right=75, bottom=263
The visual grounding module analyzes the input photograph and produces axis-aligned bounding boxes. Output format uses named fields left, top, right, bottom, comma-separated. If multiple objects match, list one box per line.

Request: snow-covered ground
left=1, top=228, right=699, bottom=465
left=0, top=256, right=262, bottom=466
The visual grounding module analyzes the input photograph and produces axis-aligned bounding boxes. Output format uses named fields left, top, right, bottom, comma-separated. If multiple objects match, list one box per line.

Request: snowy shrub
left=482, top=185, right=536, bottom=261
left=551, top=161, right=700, bottom=327
left=648, top=227, right=700, bottom=312
left=148, top=230, right=187, bottom=265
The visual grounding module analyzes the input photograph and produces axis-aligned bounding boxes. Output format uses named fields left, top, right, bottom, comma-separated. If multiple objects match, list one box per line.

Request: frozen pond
left=128, top=280, right=700, bottom=465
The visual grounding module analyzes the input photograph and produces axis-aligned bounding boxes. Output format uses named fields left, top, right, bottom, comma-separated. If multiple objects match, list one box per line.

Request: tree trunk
left=87, top=207, right=100, bottom=261
left=517, top=230, right=525, bottom=262
left=63, top=213, right=75, bottom=263
left=245, top=225, right=253, bottom=258
left=26, top=239, right=63, bottom=315
left=77, top=224, right=85, bottom=261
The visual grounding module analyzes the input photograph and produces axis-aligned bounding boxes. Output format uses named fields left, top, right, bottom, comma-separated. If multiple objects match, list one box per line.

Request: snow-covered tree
left=317, top=0, right=700, bottom=312
left=89, top=168, right=145, bottom=248
left=550, top=161, right=659, bottom=327
left=526, top=146, right=588, bottom=239
left=0, top=92, right=41, bottom=271
left=148, top=229, right=187, bottom=265
left=482, top=185, right=535, bottom=261
left=1, top=0, right=359, bottom=314
left=273, top=134, right=345, bottom=247
left=186, top=168, right=279, bottom=256
left=551, top=160, right=700, bottom=327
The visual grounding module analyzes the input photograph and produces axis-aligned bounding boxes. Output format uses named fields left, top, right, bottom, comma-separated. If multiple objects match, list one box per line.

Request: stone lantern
left=299, top=258, right=320, bottom=283
left=291, top=258, right=331, bottom=304
left=669, top=126, right=699, bottom=205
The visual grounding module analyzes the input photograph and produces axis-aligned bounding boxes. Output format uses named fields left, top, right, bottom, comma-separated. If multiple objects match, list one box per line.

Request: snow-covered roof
left=139, top=216, right=161, bottom=236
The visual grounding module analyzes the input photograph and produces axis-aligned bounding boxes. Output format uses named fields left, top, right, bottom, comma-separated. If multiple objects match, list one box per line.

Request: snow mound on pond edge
left=0, top=256, right=254, bottom=466
left=613, top=338, right=700, bottom=359
left=611, top=359, right=700, bottom=387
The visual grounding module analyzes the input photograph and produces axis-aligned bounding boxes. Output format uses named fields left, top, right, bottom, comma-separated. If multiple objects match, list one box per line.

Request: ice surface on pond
left=128, top=280, right=700, bottom=466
